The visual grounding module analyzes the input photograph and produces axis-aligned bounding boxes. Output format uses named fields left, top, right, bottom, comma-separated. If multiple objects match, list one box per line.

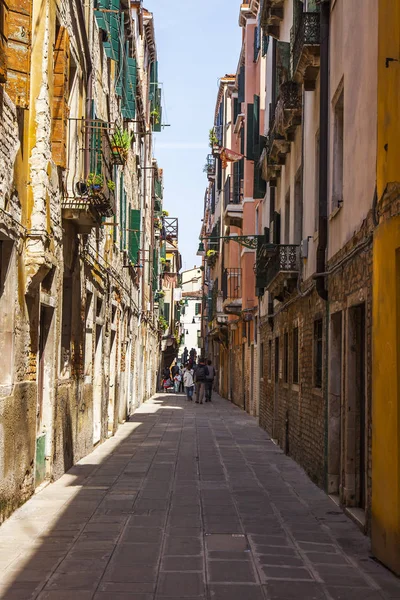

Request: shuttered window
left=128, top=208, right=140, bottom=264
left=95, top=0, right=120, bottom=62
left=0, top=0, right=8, bottom=82
left=122, top=56, right=136, bottom=120
left=238, top=64, right=245, bottom=104
left=152, top=249, right=158, bottom=292
left=119, top=174, right=126, bottom=251
left=52, top=25, right=70, bottom=168
left=246, top=103, right=254, bottom=161
left=5, top=0, right=31, bottom=107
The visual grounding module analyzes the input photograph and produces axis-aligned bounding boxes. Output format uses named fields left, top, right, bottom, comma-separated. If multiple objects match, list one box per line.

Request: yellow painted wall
left=372, top=0, right=400, bottom=574
left=377, top=0, right=400, bottom=200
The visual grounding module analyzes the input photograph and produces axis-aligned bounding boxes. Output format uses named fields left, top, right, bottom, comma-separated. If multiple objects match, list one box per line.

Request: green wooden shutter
left=160, top=242, right=166, bottom=260
left=122, top=56, right=136, bottom=120
left=246, top=104, right=254, bottom=161
left=90, top=121, right=103, bottom=175
left=119, top=175, right=126, bottom=251
left=128, top=209, right=140, bottom=264
left=95, top=0, right=120, bottom=61
left=238, top=64, right=245, bottom=104
left=115, top=21, right=124, bottom=97
left=153, top=88, right=162, bottom=132
left=152, top=249, right=158, bottom=291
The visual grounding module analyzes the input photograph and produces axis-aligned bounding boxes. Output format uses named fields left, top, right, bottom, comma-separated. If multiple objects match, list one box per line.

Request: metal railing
left=206, top=154, right=216, bottom=179
left=223, top=175, right=231, bottom=209
left=265, top=244, right=300, bottom=288
left=293, top=12, right=320, bottom=77
left=162, top=218, right=178, bottom=241
left=222, top=268, right=242, bottom=302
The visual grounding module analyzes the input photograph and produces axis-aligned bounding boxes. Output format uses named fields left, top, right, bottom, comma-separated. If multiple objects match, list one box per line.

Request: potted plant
left=158, top=315, right=168, bottom=332
left=107, top=180, right=116, bottom=192
left=209, top=128, right=219, bottom=147
left=160, top=257, right=167, bottom=265
left=86, top=173, right=104, bottom=194
left=162, top=210, right=169, bottom=217
left=111, top=128, right=133, bottom=163
left=151, top=108, right=161, bottom=125
left=154, top=218, right=162, bottom=230
left=157, top=290, right=165, bottom=298
left=206, top=249, right=218, bottom=268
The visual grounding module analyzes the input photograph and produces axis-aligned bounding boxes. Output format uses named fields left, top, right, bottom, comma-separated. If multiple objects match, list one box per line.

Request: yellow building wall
left=372, top=0, right=400, bottom=575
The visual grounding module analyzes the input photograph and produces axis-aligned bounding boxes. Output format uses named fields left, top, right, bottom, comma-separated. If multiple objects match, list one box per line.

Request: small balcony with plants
left=110, top=127, right=134, bottom=165
left=222, top=268, right=242, bottom=315
left=256, top=243, right=300, bottom=300
left=292, top=10, right=321, bottom=91
left=62, top=119, right=117, bottom=232
left=204, top=154, right=216, bottom=181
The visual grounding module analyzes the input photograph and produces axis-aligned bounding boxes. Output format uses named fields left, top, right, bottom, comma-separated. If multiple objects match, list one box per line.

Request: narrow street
left=0, top=394, right=399, bottom=600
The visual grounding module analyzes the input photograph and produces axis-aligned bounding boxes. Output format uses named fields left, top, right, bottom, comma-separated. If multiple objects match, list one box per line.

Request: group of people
left=161, top=358, right=217, bottom=404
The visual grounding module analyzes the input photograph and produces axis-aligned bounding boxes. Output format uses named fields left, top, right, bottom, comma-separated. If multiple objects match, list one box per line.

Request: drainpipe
left=315, top=0, right=330, bottom=301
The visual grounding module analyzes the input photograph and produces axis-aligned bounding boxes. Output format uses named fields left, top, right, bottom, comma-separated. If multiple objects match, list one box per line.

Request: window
left=293, top=327, right=299, bottom=384
left=314, top=319, right=323, bottom=388
left=268, top=340, right=272, bottom=380
left=283, top=331, right=289, bottom=383
left=195, top=303, right=201, bottom=315
left=332, top=90, right=344, bottom=210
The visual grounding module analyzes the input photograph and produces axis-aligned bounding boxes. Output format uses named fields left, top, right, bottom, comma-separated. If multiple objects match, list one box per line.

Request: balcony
left=222, top=268, right=242, bottom=315
left=267, top=130, right=290, bottom=165
left=292, top=12, right=321, bottom=91
left=274, top=81, right=302, bottom=140
left=62, top=119, right=116, bottom=233
left=261, top=0, right=284, bottom=39
left=223, top=175, right=243, bottom=228
left=162, top=217, right=178, bottom=241
left=261, top=244, right=300, bottom=300
left=205, top=154, right=216, bottom=180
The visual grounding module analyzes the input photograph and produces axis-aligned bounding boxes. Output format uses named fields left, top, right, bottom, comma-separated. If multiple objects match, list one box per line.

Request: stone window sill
left=292, top=383, right=300, bottom=392
left=312, top=387, right=323, bottom=397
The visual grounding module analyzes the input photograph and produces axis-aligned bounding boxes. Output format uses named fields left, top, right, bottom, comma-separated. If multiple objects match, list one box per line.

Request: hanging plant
left=111, top=127, right=134, bottom=163
left=107, top=180, right=116, bottom=191
left=206, top=249, right=218, bottom=267
left=151, top=108, right=161, bottom=125
left=86, top=173, right=104, bottom=194
left=159, top=315, right=168, bottom=331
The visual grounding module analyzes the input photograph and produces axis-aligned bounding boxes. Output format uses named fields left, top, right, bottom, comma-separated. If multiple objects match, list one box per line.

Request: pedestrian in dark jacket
left=194, top=357, right=209, bottom=404
left=205, top=360, right=216, bottom=402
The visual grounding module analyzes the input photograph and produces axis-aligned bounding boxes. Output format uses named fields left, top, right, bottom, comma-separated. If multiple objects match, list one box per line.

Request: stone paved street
left=0, top=393, right=399, bottom=600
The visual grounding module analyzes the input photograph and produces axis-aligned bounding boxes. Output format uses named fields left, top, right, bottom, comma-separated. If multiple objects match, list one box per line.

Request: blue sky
left=147, top=0, right=242, bottom=271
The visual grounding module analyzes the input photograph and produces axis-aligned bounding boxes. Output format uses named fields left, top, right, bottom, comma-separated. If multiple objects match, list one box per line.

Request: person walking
left=194, top=357, right=208, bottom=404
left=178, top=364, right=184, bottom=393
left=183, top=364, right=195, bottom=400
left=205, top=359, right=216, bottom=402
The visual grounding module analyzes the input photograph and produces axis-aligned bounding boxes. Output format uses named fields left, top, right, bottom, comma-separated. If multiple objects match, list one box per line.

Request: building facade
left=178, top=267, right=203, bottom=362
left=0, top=0, right=171, bottom=521
left=198, top=0, right=398, bottom=569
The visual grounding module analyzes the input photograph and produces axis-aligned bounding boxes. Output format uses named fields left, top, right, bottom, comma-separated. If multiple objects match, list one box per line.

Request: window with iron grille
left=293, top=327, right=299, bottom=384
left=195, top=303, right=201, bottom=316
left=284, top=331, right=289, bottom=383
left=314, top=319, right=323, bottom=388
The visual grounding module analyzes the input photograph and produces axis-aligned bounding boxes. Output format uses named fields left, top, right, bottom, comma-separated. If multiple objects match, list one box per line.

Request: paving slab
left=0, top=393, right=399, bottom=599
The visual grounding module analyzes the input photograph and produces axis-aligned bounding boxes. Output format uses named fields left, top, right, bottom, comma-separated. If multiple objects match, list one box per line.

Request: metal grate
left=293, top=12, right=320, bottom=77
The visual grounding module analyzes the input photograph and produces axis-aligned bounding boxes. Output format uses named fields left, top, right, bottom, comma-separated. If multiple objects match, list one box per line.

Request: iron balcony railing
left=206, top=154, right=216, bottom=179
left=223, top=175, right=231, bottom=210
left=265, top=244, right=300, bottom=288
left=293, top=12, right=320, bottom=78
left=162, top=217, right=178, bottom=241
left=222, top=268, right=242, bottom=302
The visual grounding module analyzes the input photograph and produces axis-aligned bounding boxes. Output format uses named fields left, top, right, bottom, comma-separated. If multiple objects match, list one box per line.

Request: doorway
left=346, top=304, right=366, bottom=509
left=36, top=304, right=55, bottom=487
left=328, top=311, right=342, bottom=495
left=273, top=337, right=280, bottom=438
